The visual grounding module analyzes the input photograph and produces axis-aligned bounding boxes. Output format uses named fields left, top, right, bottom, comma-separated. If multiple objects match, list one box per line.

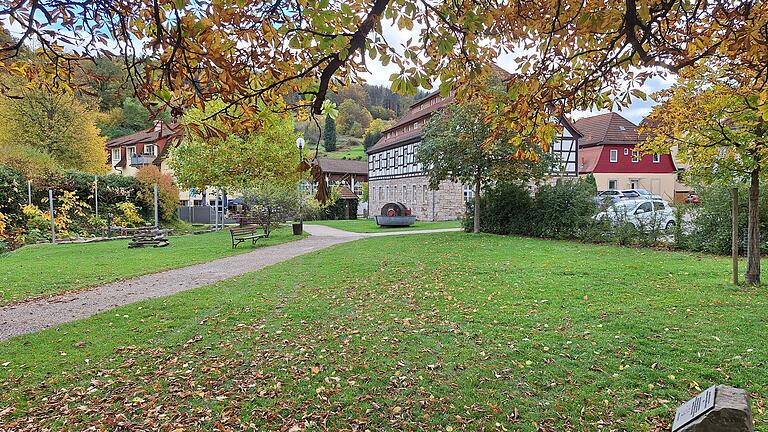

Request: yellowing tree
left=640, top=65, right=768, bottom=285
left=0, top=87, right=108, bottom=175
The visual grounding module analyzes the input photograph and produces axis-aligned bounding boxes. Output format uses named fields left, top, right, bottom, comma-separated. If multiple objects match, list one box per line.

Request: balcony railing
left=130, top=154, right=155, bottom=167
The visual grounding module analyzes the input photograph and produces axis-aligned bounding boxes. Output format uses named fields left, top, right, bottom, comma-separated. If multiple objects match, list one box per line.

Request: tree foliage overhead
left=2, top=0, right=764, bottom=148
left=640, top=65, right=768, bottom=183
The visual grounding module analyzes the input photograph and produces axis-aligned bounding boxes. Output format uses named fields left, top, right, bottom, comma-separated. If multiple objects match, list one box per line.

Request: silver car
left=595, top=199, right=676, bottom=232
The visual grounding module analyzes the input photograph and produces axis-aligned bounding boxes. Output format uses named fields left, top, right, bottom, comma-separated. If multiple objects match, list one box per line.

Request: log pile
left=127, top=226, right=170, bottom=248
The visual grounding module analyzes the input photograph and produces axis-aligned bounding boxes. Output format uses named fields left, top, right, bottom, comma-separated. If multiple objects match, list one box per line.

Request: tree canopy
left=1, top=0, right=764, bottom=150
left=418, top=100, right=552, bottom=232
left=639, top=64, right=768, bottom=284
left=0, top=86, right=108, bottom=177
left=169, top=103, right=302, bottom=191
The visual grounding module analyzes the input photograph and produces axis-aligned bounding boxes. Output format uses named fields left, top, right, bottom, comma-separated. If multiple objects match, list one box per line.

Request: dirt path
left=0, top=225, right=460, bottom=340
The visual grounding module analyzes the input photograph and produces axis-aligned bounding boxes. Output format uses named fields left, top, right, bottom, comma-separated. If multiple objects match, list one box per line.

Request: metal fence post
left=94, top=175, right=99, bottom=219
left=48, top=189, right=56, bottom=243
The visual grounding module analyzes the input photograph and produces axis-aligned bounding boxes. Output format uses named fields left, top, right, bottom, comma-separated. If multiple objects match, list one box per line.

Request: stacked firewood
left=127, top=226, right=170, bottom=248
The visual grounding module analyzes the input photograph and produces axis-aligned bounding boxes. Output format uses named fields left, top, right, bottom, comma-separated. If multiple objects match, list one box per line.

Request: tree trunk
left=473, top=176, right=481, bottom=234
left=732, top=187, right=739, bottom=285
left=745, top=168, right=760, bottom=285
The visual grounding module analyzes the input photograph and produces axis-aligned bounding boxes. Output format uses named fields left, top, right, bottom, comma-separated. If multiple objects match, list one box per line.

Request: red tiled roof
left=315, top=158, right=368, bottom=175
left=578, top=146, right=602, bottom=173
left=573, top=112, right=646, bottom=147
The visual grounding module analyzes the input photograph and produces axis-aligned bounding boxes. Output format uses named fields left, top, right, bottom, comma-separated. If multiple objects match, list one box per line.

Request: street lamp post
left=295, top=137, right=305, bottom=235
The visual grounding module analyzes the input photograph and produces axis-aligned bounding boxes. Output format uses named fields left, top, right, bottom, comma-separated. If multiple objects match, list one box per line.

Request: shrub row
left=0, top=165, right=179, bottom=252
left=465, top=177, right=768, bottom=256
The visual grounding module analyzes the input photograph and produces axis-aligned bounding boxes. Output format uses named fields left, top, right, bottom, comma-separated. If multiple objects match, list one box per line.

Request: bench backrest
left=230, top=225, right=265, bottom=236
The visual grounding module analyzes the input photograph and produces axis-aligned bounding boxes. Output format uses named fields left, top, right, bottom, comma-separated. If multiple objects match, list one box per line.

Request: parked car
left=596, top=189, right=641, bottom=205
left=684, top=193, right=701, bottom=204
left=621, top=188, right=662, bottom=200
left=594, top=198, right=676, bottom=232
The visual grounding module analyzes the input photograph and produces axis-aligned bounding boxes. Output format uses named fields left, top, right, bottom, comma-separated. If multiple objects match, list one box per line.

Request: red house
left=106, top=121, right=181, bottom=177
left=574, top=112, right=679, bottom=201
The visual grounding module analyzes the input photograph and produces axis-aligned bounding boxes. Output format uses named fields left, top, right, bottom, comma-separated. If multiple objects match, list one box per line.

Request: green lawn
left=315, top=134, right=367, bottom=161
left=0, top=227, right=301, bottom=305
left=1, top=233, right=765, bottom=430
left=310, top=218, right=462, bottom=233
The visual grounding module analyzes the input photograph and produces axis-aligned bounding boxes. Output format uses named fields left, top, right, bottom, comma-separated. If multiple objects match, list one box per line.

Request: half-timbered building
left=366, top=91, right=581, bottom=221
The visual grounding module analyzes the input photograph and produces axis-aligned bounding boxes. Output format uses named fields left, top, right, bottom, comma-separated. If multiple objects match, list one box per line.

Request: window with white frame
left=378, top=186, right=383, bottom=200
left=608, top=179, right=618, bottom=190
left=631, top=150, right=640, bottom=163
left=144, top=144, right=157, bottom=156
left=653, top=153, right=661, bottom=163
left=111, top=148, right=121, bottom=163
left=609, top=149, right=618, bottom=163
left=629, top=179, right=639, bottom=189
left=127, top=146, right=137, bottom=157
left=422, top=185, right=428, bottom=202
left=463, top=184, right=475, bottom=202
left=624, top=148, right=629, bottom=155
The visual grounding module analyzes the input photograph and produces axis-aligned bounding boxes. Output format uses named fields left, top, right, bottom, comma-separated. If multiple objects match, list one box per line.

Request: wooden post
left=153, top=182, right=159, bottom=228
left=745, top=168, right=760, bottom=285
left=474, top=175, right=481, bottom=233
left=732, top=187, right=739, bottom=285
left=48, top=189, right=55, bottom=243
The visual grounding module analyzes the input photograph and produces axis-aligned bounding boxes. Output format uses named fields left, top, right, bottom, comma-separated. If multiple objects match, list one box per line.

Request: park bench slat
left=230, top=225, right=270, bottom=248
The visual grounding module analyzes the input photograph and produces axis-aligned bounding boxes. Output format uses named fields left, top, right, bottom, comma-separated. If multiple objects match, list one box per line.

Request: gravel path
left=0, top=225, right=460, bottom=340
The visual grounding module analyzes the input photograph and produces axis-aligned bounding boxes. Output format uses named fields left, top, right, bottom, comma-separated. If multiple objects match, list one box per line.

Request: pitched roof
left=578, top=146, right=602, bottom=173
left=106, top=122, right=181, bottom=148
left=315, top=158, right=368, bottom=175
left=573, top=112, right=645, bottom=147
left=338, top=185, right=359, bottom=200
left=366, top=92, right=453, bottom=154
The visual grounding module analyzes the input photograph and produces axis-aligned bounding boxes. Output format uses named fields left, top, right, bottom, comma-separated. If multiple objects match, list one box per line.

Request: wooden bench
left=230, top=225, right=270, bottom=248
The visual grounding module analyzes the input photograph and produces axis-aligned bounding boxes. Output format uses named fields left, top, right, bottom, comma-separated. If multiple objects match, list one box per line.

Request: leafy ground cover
left=0, top=233, right=765, bottom=431
left=310, top=218, right=462, bottom=233
left=0, top=227, right=301, bottom=305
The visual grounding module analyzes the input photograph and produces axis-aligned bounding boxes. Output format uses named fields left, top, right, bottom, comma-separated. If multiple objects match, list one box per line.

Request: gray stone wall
left=368, top=176, right=466, bottom=221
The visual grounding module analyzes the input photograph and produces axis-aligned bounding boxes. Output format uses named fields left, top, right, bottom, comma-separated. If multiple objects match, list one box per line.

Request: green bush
left=0, top=166, right=27, bottom=249
left=530, top=177, right=598, bottom=239
left=464, top=182, right=533, bottom=234
left=466, top=178, right=597, bottom=239
left=677, top=183, right=768, bottom=255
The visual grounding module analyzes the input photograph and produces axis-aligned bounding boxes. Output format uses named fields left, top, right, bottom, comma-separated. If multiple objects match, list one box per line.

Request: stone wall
left=368, top=176, right=466, bottom=221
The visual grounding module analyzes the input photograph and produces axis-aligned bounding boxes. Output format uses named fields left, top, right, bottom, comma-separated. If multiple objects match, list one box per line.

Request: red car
left=684, top=194, right=701, bottom=204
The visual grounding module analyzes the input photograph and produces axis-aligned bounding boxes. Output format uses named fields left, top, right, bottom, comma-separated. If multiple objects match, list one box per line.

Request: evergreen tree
left=323, top=115, right=337, bottom=152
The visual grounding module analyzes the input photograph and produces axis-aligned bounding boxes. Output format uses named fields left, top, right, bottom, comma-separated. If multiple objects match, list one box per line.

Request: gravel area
left=0, top=225, right=460, bottom=340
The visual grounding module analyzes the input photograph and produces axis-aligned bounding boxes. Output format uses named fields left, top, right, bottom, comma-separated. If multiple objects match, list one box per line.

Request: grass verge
left=0, top=227, right=302, bottom=305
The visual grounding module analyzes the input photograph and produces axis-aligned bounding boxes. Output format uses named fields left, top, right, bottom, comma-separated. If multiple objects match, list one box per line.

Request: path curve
left=0, top=225, right=460, bottom=340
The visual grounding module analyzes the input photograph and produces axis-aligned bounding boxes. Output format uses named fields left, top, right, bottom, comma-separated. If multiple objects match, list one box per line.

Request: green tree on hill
left=323, top=115, right=337, bottom=152
left=336, top=99, right=372, bottom=137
